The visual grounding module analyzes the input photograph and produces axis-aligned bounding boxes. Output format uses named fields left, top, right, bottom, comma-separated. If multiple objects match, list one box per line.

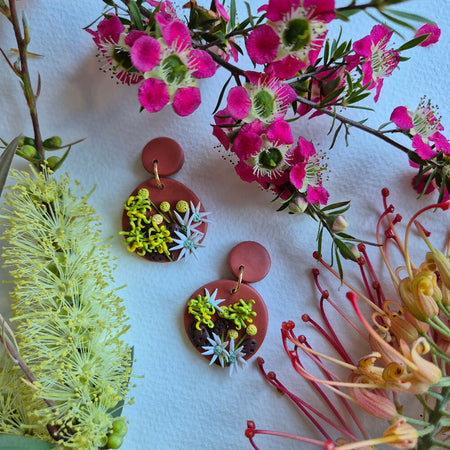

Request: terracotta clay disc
left=141, top=137, right=184, bottom=177
left=229, top=241, right=271, bottom=283
left=184, top=279, right=268, bottom=364
left=121, top=178, right=208, bottom=263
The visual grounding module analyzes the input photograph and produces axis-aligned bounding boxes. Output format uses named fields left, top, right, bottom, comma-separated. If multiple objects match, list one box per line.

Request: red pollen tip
left=257, top=357, right=264, bottom=365
left=298, top=335, right=307, bottom=343
left=441, top=201, right=450, bottom=211
left=416, top=221, right=431, bottom=237
left=382, top=188, right=390, bottom=197
left=312, top=268, right=320, bottom=275
left=268, top=371, right=276, bottom=379
left=302, top=314, right=310, bottom=322
left=324, top=441, right=336, bottom=450
left=357, top=256, right=365, bottom=266
left=313, top=251, right=319, bottom=259
left=322, top=290, right=329, bottom=299
left=386, top=205, right=395, bottom=213
left=385, top=229, right=395, bottom=238
left=245, top=428, right=255, bottom=438
left=358, top=243, right=366, bottom=251
left=393, top=214, right=402, bottom=224
left=346, top=292, right=358, bottom=305
left=247, top=420, right=255, bottom=429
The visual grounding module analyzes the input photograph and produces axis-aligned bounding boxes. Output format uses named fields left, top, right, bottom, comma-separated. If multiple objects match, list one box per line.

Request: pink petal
left=97, top=15, right=124, bottom=42
left=373, top=78, right=384, bottom=103
left=214, top=0, right=230, bottom=21
left=227, top=86, right=251, bottom=120
left=412, top=134, right=436, bottom=160
left=266, top=0, right=300, bottom=21
left=390, top=106, right=414, bottom=129
left=353, top=35, right=373, bottom=58
left=172, top=87, right=201, bottom=116
left=125, top=30, right=147, bottom=47
left=412, top=173, right=436, bottom=196
left=232, top=131, right=262, bottom=160
left=188, top=49, right=217, bottom=78
left=138, top=78, right=170, bottom=113
left=415, top=23, right=441, bottom=47
left=212, top=126, right=230, bottom=150
left=242, top=119, right=266, bottom=135
left=306, top=185, right=329, bottom=205
left=370, top=25, right=392, bottom=47
left=214, top=107, right=234, bottom=126
left=235, top=161, right=257, bottom=183
left=361, top=61, right=375, bottom=88
left=297, top=136, right=316, bottom=159
left=289, top=163, right=306, bottom=190
left=305, top=0, right=335, bottom=22
left=266, top=56, right=302, bottom=79
left=266, top=120, right=293, bottom=145
left=246, top=25, right=280, bottom=65
left=161, top=20, right=191, bottom=51
left=430, top=132, right=450, bottom=155
left=130, top=36, right=161, bottom=72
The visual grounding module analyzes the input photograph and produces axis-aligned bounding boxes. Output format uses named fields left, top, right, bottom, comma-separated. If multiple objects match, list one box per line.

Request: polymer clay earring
left=184, top=241, right=270, bottom=375
left=120, top=137, right=210, bottom=262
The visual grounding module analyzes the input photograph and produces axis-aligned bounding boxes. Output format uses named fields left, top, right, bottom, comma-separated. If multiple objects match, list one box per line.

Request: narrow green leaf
left=396, top=34, right=429, bottom=51
left=0, top=135, right=21, bottom=197
left=128, top=1, right=144, bottom=30
left=229, top=0, right=236, bottom=30
left=50, top=146, right=71, bottom=171
left=379, top=10, right=416, bottom=31
left=319, top=86, right=345, bottom=107
left=0, top=435, right=55, bottom=449
left=212, top=75, right=232, bottom=114
left=386, top=9, right=434, bottom=24
left=321, top=200, right=351, bottom=212
left=244, top=2, right=254, bottom=27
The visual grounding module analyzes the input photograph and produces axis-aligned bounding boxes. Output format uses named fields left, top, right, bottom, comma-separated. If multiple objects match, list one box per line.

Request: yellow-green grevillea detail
left=0, top=168, right=133, bottom=449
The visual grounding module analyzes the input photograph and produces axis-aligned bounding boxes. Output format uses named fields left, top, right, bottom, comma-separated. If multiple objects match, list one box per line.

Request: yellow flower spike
left=382, top=417, right=418, bottom=449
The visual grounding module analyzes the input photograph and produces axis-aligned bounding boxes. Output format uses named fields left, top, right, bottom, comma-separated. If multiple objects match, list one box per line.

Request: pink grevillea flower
left=245, top=0, right=335, bottom=79
left=232, top=119, right=294, bottom=186
left=415, top=23, right=441, bottom=47
left=226, top=71, right=296, bottom=123
left=353, top=25, right=400, bottom=102
left=246, top=193, right=450, bottom=449
left=130, top=18, right=216, bottom=116
left=390, top=97, right=450, bottom=160
left=88, top=15, right=143, bottom=85
left=289, top=137, right=329, bottom=205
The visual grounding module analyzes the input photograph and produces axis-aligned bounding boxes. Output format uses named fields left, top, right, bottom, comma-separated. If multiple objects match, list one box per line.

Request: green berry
left=46, top=156, right=60, bottom=169
left=21, top=144, right=37, bottom=158
left=112, top=418, right=128, bottom=437
left=23, top=136, right=35, bottom=146
left=107, top=433, right=124, bottom=449
left=43, top=136, right=62, bottom=148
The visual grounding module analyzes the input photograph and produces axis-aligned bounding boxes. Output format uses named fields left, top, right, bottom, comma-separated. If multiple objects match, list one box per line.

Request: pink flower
left=390, top=98, right=450, bottom=159
left=415, top=23, right=441, bottom=47
left=289, top=137, right=329, bottom=205
left=353, top=25, right=399, bottom=102
left=226, top=71, right=296, bottom=123
left=87, top=15, right=143, bottom=85
left=231, top=119, right=294, bottom=186
left=245, top=0, right=335, bottom=79
left=129, top=18, right=216, bottom=116
left=147, top=0, right=178, bottom=22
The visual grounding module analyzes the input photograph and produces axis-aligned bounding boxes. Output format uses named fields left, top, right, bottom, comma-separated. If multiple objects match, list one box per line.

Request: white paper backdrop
left=0, top=1, right=449, bottom=449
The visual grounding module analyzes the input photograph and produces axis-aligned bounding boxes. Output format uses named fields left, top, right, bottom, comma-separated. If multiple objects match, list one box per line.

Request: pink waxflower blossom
left=147, top=0, right=178, bottom=22
left=226, top=71, right=296, bottom=124
left=390, top=98, right=450, bottom=159
left=214, top=0, right=230, bottom=21
left=353, top=25, right=400, bottom=102
left=88, top=15, right=143, bottom=85
left=415, top=23, right=441, bottom=47
left=245, top=0, right=335, bottom=79
left=128, top=18, right=216, bottom=116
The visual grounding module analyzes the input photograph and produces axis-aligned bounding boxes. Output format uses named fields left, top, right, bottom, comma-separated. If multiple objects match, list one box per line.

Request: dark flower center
left=113, top=48, right=134, bottom=70
left=162, top=54, right=187, bottom=85
left=253, top=90, right=274, bottom=120
left=258, top=147, right=283, bottom=170
left=282, top=18, right=311, bottom=51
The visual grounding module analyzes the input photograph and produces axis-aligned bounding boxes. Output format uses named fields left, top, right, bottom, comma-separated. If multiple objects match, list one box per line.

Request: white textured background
left=0, top=1, right=449, bottom=449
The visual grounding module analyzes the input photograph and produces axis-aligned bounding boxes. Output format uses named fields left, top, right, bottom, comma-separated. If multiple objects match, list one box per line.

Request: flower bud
left=350, top=374, right=398, bottom=420
left=426, top=250, right=450, bottom=289
left=46, top=156, right=60, bottom=170
left=288, top=197, right=308, bottom=213
left=43, top=135, right=62, bottom=149
left=382, top=417, right=418, bottom=449
left=331, top=214, right=349, bottom=233
left=20, top=144, right=36, bottom=158
left=398, top=274, right=439, bottom=321
left=389, top=315, right=418, bottom=344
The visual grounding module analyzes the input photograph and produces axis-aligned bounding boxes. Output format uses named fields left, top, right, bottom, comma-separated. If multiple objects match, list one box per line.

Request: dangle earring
left=184, top=241, right=270, bottom=375
left=120, top=137, right=210, bottom=262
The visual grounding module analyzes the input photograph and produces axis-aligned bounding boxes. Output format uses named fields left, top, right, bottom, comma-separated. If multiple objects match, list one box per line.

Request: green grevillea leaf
left=0, top=435, right=55, bottom=449
left=0, top=135, right=21, bottom=197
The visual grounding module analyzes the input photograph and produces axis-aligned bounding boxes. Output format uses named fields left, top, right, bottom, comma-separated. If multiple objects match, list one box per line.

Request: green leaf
left=379, top=10, right=416, bottom=31
left=244, top=2, right=254, bottom=27
left=0, top=435, right=55, bottom=449
left=128, top=1, right=144, bottom=30
left=0, top=135, right=21, bottom=197
left=229, top=0, right=236, bottom=30
left=396, top=34, right=429, bottom=51
left=386, top=9, right=434, bottom=24
left=321, top=200, right=351, bottom=212
left=212, top=75, right=232, bottom=114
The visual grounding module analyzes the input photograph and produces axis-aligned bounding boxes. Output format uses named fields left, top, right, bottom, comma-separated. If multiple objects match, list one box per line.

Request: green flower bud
left=21, top=144, right=36, bottom=158
left=107, top=433, right=124, bottom=449
left=43, top=136, right=62, bottom=148
left=23, top=136, right=35, bottom=146
left=288, top=197, right=308, bottom=213
left=46, top=156, right=60, bottom=169
left=112, top=418, right=128, bottom=437
left=332, top=214, right=349, bottom=233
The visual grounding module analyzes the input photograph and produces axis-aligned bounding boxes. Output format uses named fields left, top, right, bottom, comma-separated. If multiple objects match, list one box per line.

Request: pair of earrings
left=120, top=138, right=270, bottom=373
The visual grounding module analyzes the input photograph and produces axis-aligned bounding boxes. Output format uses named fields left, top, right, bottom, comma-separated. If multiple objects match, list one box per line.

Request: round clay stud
left=229, top=241, right=271, bottom=283
left=141, top=137, right=184, bottom=177
left=184, top=279, right=269, bottom=362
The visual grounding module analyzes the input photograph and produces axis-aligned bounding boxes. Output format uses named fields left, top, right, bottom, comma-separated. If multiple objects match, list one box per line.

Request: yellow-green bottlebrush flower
left=0, top=168, right=133, bottom=449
